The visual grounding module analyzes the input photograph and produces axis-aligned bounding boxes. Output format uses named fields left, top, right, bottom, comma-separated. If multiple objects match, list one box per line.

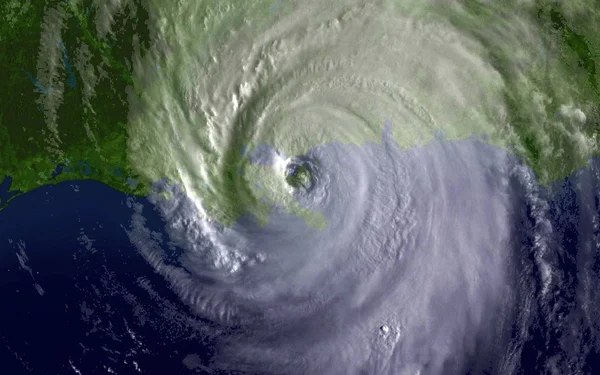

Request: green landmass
left=1, top=0, right=599, bottom=229
left=437, top=0, right=600, bottom=183
left=0, top=0, right=152, bottom=210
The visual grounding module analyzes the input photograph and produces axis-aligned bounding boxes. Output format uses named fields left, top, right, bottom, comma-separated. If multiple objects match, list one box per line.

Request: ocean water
left=1, top=139, right=600, bottom=374
left=0, top=180, right=215, bottom=374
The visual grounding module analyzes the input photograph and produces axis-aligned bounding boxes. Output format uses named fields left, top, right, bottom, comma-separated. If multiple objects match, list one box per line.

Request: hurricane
left=104, top=0, right=600, bottom=374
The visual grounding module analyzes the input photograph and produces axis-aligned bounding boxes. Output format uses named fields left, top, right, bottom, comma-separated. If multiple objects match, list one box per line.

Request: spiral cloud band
left=123, top=0, right=596, bottom=374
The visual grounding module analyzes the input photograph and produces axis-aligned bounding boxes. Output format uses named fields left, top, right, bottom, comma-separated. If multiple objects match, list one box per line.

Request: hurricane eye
left=285, top=160, right=314, bottom=191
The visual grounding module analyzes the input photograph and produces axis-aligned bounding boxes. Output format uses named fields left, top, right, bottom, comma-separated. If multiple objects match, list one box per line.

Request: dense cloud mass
left=2, top=1, right=600, bottom=374
left=120, top=1, right=600, bottom=374
left=130, top=138, right=518, bottom=374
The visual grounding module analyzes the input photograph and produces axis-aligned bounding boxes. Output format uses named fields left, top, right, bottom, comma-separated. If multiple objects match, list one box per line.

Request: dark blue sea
left=0, top=179, right=217, bottom=374
left=1, top=157, right=600, bottom=374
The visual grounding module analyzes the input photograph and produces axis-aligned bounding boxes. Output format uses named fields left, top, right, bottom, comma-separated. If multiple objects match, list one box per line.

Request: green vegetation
left=1, top=0, right=599, bottom=227
left=0, top=0, right=152, bottom=208
left=438, top=0, right=600, bottom=183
